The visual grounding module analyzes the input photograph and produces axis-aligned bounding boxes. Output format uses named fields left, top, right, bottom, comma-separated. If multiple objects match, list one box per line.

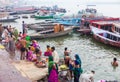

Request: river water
left=1, top=3, right=120, bottom=82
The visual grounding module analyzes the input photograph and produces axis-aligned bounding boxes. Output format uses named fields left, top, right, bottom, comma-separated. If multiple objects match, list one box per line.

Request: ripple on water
left=38, top=34, right=120, bottom=81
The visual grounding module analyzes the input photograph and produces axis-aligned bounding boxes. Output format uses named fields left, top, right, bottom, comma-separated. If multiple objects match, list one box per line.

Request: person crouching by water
left=48, top=56, right=59, bottom=82
left=80, top=70, right=95, bottom=82
left=111, top=58, right=118, bottom=67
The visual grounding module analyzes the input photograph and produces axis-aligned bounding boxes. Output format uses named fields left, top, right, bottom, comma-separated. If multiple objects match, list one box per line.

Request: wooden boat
left=13, top=6, right=38, bottom=14
left=54, top=18, right=81, bottom=26
left=27, top=22, right=55, bottom=31
left=91, top=21, right=120, bottom=33
left=112, top=22, right=120, bottom=34
left=90, top=26, right=120, bottom=47
left=77, top=5, right=103, bottom=18
left=22, top=15, right=29, bottom=19
left=0, top=16, right=18, bottom=22
left=34, top=15, right=54, bottom=19
left=29, top=27, right=73, bottom=39
left=77, top=28, right=91, bottom=35
left=34, top=13, right=64, bottom=19
left=29, top=24, right=55, bottom=31
left=77, top=17, right=120, bottom=34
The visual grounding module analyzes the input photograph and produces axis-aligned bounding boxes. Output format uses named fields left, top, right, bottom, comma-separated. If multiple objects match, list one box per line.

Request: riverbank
left=0, top=48, right=31, bottom=82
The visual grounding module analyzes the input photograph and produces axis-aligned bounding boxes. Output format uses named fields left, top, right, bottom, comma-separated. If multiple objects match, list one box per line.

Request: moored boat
left=34, top=12, right=64, bottom=19
left=13, top=6, right=38, bottom=14
left=90, top=26, right=120, bottom=47
left=53, top=18, right=81, bottom=26
left=27, top=22, right=55, bottom=31
left=77, top=17, right=120, bottom=34
left=29, top=24, right=55, bottom=31
left=0, top=16, right=18, bottom=22
left=29, top=26, right=73, bottom=39
left=34, top=15, right=54, bottom=19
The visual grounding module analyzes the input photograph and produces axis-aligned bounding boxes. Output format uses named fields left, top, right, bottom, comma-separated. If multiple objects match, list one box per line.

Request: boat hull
left=29, top=27, right=73, bottom=39
left=91, top=26, right=120, bottom=47
left=0, top=18, right=17, bottom=22
left=34, top=15, right=54, bottom=19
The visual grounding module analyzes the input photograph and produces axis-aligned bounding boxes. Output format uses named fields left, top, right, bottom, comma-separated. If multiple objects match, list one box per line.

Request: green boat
left=34, top=13, right=64, bottom=19
left=34, top=15, right=54, bottom=19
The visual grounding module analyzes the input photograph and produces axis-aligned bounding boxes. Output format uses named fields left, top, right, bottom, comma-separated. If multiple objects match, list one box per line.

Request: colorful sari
left=48, top=56, right=58, bottom=82
left=75, top=54, right=82, bottom=66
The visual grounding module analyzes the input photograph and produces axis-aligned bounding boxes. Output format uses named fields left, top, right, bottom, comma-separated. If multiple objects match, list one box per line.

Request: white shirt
left=80, top=72, right=94, bottom=82
left=52, top=50, right=59, bottom=63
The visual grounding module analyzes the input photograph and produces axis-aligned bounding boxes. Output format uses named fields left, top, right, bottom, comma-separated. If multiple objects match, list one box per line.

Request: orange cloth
left=20, top=39, right=27, bottom=47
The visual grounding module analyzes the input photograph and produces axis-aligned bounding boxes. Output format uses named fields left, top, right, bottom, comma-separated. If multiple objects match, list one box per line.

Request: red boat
left=13, top=6, right=38, bottom=14
left=90, top=26, right=120, bottom=47
left=77, top=17, right=120, bottom=34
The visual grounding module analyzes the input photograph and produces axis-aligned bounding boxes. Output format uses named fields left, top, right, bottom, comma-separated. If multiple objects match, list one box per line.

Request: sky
left=0, top=0, right=120, bottom=7
left=22, top=0, right=120, bottom=4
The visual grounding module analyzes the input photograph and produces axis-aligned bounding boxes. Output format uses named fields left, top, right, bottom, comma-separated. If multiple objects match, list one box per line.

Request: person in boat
left=111, top=57, right=118, bottom=67
left=48, top=56, right=59, bottom=82
left=44, top=45, right=52, bottom=56
left=80, top=70, right=95, bottom=82
left=51, top=46, right=59, bottom=64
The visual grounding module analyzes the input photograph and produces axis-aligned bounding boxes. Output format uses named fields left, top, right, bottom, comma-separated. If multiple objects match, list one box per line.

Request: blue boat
left=54, top=18, right=81, bottom=26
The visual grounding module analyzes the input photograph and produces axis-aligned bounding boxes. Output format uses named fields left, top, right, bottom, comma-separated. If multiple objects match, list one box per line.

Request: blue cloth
left=69, top=64, right=74, bottom=70
left=75, top=54, right=82, bottom=66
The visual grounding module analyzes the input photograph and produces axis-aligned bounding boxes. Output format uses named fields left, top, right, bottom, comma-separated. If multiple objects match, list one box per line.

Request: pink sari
left=48, top=68, right=59, bottom=82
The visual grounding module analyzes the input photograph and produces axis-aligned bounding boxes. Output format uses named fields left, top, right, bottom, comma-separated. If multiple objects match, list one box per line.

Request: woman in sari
left=48, top=56, right=58, bottom=82
left=73, top=54, right=83, bottom=82
left=75, top=54, right=82, bottom=66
